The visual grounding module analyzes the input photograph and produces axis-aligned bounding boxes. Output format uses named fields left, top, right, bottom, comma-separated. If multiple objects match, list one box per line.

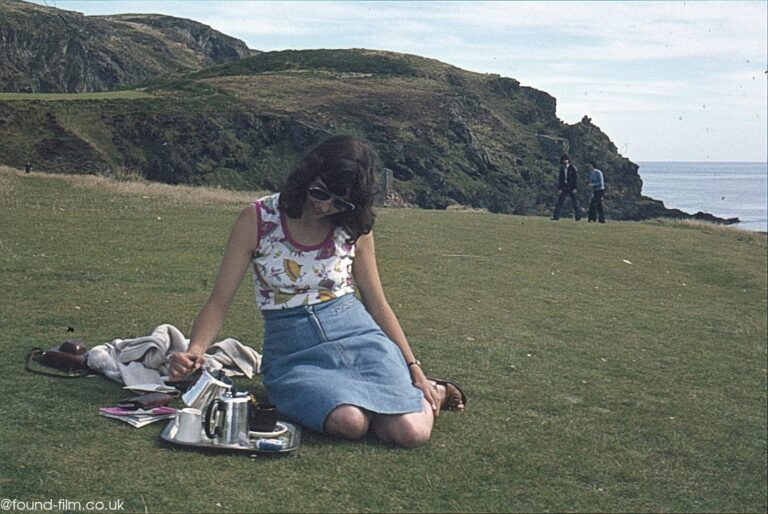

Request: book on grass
left=99, top=406, right=177, bottom=428
left=122, top=383, right=180, bottom=395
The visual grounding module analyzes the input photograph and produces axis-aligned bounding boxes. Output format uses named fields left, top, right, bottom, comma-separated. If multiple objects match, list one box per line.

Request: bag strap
left=25, top=348, right=92, bottom=378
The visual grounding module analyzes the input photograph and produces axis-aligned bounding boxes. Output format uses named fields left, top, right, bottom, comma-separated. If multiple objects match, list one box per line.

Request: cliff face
left=0, top=2, right=735, bottom=223
left=0, top=0, right=252, bottom=93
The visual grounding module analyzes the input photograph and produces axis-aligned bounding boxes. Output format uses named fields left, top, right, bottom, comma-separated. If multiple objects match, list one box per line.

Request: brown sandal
left=427, top=376, right=467, bottom=411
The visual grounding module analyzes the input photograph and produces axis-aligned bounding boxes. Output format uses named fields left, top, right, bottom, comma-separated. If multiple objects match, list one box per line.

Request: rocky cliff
left=0, top=1, right=736, bottom=224
left=0, top=0, right=252, bottom=93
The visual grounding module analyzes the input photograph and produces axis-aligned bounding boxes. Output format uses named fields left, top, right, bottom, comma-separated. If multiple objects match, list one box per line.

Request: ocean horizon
left=637, top=161, right=768, bottom=233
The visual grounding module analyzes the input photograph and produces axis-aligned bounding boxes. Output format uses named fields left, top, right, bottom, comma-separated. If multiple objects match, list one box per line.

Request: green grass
left=0, top=91, right=154, bottom=101
left=1, top=167, right=766, bottom=513
left=189, top=49, right=421, bottom=80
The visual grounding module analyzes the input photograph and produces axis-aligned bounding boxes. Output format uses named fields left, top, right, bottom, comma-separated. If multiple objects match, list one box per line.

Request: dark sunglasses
left=308, top=186, right=356, bottom=212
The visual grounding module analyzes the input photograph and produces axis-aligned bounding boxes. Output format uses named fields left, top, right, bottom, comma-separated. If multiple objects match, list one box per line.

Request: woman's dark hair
left=279, top=135, right=378, bottom=242
left=560, top=153, right=571, bottom=165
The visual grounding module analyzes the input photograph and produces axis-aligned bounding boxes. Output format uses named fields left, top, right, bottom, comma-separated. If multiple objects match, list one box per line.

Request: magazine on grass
left=99, top=406, right=177, bottom=428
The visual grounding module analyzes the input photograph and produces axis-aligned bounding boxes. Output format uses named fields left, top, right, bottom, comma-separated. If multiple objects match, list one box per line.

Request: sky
left=30, top=1, right=768, bottom=162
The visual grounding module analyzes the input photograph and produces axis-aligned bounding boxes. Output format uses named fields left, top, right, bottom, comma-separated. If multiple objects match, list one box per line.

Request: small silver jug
left=204, top=391, right=250, bottom=447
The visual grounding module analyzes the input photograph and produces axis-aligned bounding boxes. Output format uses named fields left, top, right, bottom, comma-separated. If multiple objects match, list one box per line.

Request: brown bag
left=40, top=349, right=88, bottom=371
left=25, top=339, right=91, bottom=377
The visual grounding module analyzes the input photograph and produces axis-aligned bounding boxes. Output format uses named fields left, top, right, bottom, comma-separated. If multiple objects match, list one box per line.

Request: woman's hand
left=410, top=366, right=440, bottom=417
left=168, top=352, right=205, bottom=381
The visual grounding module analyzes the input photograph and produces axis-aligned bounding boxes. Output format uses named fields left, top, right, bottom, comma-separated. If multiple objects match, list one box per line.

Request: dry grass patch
left=0, top=165, right=267, bottom=206
left=0, top=166, right=17, bottom=196
left=647, top=217, right=765, bottom=238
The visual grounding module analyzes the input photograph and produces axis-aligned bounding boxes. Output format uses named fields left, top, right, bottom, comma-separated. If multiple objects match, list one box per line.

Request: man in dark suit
left=551, top=153, right=581, bottom=221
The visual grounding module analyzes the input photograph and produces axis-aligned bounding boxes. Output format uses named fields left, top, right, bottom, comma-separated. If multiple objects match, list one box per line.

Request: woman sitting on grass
left=169, top=135, right=465, bottom=447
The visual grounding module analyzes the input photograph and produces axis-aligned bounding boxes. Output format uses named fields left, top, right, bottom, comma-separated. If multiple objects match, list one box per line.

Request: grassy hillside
left=0, top=91, right=153, bottom=101
left=1, top=46, right=675, bottom=221
left=1, top=166, right=766, bottom=513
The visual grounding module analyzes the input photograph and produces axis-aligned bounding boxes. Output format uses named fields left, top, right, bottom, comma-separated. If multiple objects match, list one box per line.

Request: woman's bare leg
left=324, top=404, right=372, bottom=440
left=325, top=382, right=461, bottom=447
left=371, top=381, right=460, bottom=447
left=370, top=399, right=435, bottom=448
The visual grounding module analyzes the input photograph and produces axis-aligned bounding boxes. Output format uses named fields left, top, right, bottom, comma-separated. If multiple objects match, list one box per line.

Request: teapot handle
left=204, top=398, right=223, bottom=439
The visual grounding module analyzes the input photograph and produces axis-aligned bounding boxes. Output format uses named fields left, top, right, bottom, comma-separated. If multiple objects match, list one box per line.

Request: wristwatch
left=406, top=359, right=421, bottom=368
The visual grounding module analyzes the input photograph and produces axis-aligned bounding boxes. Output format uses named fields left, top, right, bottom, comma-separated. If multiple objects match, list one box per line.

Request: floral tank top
left=251, top=193, right=356, bottom=310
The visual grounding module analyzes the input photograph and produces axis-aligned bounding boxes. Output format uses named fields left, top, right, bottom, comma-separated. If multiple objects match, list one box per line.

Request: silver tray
left=160, top=419, right=301, bottom=455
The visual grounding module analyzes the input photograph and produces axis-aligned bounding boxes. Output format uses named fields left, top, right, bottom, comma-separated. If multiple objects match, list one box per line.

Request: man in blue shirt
left=586, top=161, right=605, bottom=223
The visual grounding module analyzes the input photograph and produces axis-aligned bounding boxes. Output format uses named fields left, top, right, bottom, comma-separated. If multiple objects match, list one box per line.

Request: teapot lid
left=223, top=391, right=250, bottom=401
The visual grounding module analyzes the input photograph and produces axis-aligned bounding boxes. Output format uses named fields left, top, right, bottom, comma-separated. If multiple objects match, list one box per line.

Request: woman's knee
left=324, top=405, right=370, bottom=439
left=376, top=416, right=432, bottom=448
left=393, top=421, right=432, bottom=448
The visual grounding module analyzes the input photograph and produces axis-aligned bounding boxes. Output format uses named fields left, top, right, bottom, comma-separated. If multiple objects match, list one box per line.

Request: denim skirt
left=261, top=293, right=424, bottom=433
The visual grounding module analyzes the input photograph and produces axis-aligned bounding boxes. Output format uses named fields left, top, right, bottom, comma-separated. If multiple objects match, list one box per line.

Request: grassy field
left=1, top=166, right=766, bottom=513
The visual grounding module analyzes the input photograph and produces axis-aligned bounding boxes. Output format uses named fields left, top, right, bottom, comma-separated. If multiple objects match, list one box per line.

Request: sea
left=637, top=161, right=768, bottom=233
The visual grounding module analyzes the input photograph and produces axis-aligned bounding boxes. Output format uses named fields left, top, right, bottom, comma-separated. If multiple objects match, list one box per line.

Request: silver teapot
left=181, top=368, right=232, bottom=411
left=204, top=391, right=250, bottom=446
